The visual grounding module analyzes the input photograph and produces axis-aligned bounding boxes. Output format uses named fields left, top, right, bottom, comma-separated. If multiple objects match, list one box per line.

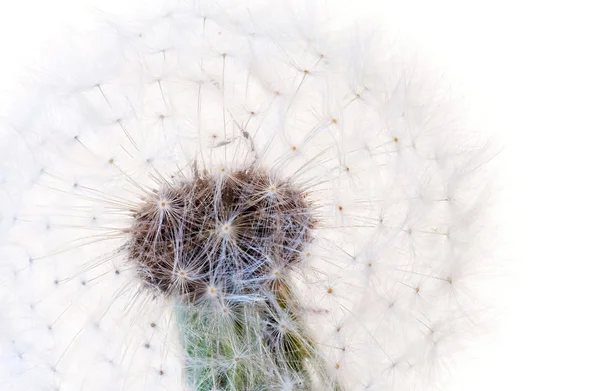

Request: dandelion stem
left=175, top=281, right=343, bottom=390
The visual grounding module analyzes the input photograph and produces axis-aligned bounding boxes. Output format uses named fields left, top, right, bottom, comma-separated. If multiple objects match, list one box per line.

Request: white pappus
left=0, top=1, right=497, bottom=390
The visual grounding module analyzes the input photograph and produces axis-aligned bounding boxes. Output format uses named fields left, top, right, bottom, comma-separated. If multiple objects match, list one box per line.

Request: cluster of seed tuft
left=0, top=2, right=494, bottom=389
left=127, top=165, right=316, bottom=302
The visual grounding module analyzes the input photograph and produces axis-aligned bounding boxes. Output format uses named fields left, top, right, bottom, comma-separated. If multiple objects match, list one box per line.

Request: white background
left=1, top=0, right=599, bottom=390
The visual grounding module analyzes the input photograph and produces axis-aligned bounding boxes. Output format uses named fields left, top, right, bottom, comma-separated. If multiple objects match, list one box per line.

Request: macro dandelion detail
left=129, top=165, right=330, bottom=389
left=0, top=1, right=496, bottom=390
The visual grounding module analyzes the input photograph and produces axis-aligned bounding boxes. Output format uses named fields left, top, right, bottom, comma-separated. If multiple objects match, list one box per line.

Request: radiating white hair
left=0, top=1, right=496, bottom=390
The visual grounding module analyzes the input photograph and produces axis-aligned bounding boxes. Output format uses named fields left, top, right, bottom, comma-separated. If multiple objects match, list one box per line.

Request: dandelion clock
left=0, top=0, right=496, bottom=390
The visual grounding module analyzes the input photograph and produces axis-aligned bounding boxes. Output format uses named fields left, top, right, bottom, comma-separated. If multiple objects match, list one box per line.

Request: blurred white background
left=1, top=0, right=599, bottom=389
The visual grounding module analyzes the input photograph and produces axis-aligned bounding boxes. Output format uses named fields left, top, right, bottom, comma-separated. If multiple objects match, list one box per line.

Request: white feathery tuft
left=0, top=1, right=497, bottom=390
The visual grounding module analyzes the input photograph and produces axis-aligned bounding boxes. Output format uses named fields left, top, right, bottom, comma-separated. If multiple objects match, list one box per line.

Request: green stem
left=175, top=282, right=343, bottom=390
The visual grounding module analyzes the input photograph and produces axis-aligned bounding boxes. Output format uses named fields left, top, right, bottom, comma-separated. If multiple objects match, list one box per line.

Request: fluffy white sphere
left=0, top=1, right=495, bottom=390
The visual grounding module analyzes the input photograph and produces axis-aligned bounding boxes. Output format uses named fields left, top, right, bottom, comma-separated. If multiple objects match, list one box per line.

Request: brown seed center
left=127, top=166, right=315, bottom=302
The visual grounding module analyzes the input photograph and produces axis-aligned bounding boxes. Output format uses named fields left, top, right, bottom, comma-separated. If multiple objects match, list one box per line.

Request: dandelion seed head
left=0, top=0, right=497, bottom=389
